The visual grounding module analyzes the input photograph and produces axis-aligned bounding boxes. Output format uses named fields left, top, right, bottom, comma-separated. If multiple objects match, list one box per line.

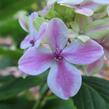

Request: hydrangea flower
left=19, top=12, right=47, bottom=49
left=46, top=0, right=99, bottom=16
left=18, top=18, right=104, bottom=100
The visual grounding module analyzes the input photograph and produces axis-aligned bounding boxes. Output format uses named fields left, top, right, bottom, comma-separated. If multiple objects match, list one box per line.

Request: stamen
left=30, top=40, right=35, bottom=46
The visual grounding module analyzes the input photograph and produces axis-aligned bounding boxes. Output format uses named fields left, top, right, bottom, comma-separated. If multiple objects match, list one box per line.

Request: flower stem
left=32, top=84, right=48, bottom=109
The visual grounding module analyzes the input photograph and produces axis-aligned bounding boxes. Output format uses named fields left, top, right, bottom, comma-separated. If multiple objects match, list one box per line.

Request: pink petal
left=20, top=35, right=36, bottom=49
left=29, top=12, right=38, bottom=34
left=47, top=60, right=82, bottom=100
left=86, top=57, right=104, bottom=75
left=18, top=47, right=53, bottom=75
left=47, top=18, right=68, bottom=51
left=75, top=8, right=94, bottom=16
left=63, top=40, right=104, bottom=64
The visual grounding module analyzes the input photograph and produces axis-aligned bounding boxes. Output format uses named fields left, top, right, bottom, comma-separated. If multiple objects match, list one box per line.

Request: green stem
left=32, top=84, right=48, bottom=109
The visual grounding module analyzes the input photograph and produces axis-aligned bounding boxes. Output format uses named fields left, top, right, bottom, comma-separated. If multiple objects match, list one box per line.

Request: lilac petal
left=47, top=60, right=82, bottom=100
left=18, top=47, right=53, bottom=75
left=47, top=18, right=68, bottom=51
left=20, top=35, right=36, bottom=49
left=63, top=40, right=104, bottom=64
left=86, top=57, right=104, bottom=75
left=75, top=8, right=94, bottom=16
left=92, top=0, right=109, bottom=4
left=21, top=23, right=47, bottom=49
left=29, top=12, right=38, bottom=34
left=19, top=15, right=28, bottom=32
left=35, top=23, right=47, bottom=47
left=57, top=0, right=84, bottom=5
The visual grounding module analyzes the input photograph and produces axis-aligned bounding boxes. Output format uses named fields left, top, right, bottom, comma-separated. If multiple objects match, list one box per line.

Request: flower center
left=54, top=50, right=63, bottom=62
left=30, top=40, right=35, bottom=46
left=54, top=55, right=63, bottom=61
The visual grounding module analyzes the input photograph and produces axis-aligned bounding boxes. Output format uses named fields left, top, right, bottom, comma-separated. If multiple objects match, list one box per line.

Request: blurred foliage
left=0, top=0, right=43, bottom=69
left=0, top=0, right=44, bottom=46
left=0, top=0, right=109, bottom=109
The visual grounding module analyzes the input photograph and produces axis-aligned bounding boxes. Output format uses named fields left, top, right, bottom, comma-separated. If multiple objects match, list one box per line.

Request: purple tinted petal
left=75, top=8, right=94, bottom=16
left=18, top=47, right=53, bottom=75
left=63, top=40, right=104, bottom=64
left=86, top=57, right=104, bottom=74
left=36, top=23, right=47, bottom=41
left=47, top=60, right=82, bottom=100
left=29, top=12, right=38, bottom=34
left=20, top=35, right=36, bottom=49
left=21, top=23, right=47, bottom=49
left=47, top=18, right=68, bottom=51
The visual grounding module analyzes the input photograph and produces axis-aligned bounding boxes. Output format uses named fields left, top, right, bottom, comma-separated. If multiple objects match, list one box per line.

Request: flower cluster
left=18, top=0, right=109, bottom=100
left=44, top=0, right=109, bottom=16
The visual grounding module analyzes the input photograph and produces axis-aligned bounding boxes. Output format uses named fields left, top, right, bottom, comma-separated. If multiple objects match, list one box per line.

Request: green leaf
left=73, top=76, right=109, bottom=109
left=0, top=75, right=45, bottom=101
left=0, top=76, right=15, bottom=86
left=83, top=76, right=109, bottom=102
left=0, top=97, right=34, bottom=109
left=74, top=83, right=107, bottom=109
left=43, top=98, right=76, bottom=109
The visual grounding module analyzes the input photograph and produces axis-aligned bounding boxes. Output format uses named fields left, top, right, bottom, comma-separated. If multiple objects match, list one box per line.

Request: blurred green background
left=0, top=0, right=45, bottom=69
